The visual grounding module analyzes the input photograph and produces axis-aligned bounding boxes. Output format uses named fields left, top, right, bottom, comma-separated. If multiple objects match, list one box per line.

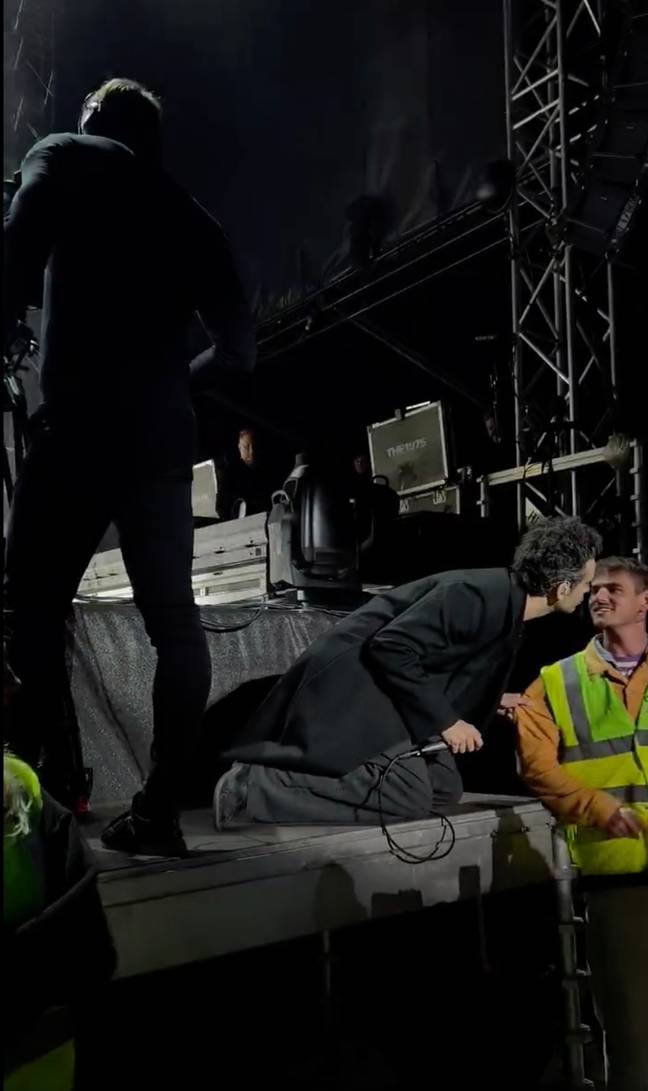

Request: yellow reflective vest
left=541, top=651, right=648, bottom=876
left=4, top=756, right=75, bottom=1091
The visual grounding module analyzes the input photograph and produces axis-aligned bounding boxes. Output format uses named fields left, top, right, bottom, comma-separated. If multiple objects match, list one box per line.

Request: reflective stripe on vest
left=541, top=652, right=648, bottom=876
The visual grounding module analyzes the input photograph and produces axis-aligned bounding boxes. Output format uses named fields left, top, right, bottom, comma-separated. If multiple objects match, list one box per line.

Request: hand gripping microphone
left=400, top=739, right=448, bottom=760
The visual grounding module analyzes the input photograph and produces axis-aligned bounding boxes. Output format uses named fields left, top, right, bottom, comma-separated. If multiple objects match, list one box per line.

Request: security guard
left=517, top=556, right=648, bottom=1091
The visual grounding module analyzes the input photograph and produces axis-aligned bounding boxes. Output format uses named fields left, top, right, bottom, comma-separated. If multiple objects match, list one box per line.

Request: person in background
left=214, top=516, right=601, bottom=828
left=215, top=427, right=276, bottom=520
left=347, top=448, right=399, bottom=553
left=3, top=77, right=255, bottom=854
left=350, top=451, right=372, bottom=489
left=516, top=556, right=647, bottom=1091
left=4, top=751, right=116, bottom=1091
left=348, top=450, right=373, bottom=534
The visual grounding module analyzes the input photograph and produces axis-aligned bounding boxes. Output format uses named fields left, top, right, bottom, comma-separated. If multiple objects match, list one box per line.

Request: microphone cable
left=376, top=740, right=457, bottom=864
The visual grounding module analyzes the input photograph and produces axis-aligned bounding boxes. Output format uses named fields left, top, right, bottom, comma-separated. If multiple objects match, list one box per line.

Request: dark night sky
left=5, top=1, right=509, bottom=452
left=52, top=0, right=505, bottom=315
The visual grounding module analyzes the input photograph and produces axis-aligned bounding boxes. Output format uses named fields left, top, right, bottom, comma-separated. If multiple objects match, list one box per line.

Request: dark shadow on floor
left=181, top=675, right=281, bottom=807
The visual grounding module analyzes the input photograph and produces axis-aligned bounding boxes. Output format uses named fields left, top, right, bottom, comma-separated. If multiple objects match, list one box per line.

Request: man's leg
left=112, top=467, right=212, bottom=824
left=4, top=426, right=110, bottom=794
left=217, top=744, right=461, bottom=826
left=586, top=884, right=648, bottom=1091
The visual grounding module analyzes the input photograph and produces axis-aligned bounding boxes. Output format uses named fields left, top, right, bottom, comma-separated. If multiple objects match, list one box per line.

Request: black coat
left=227, top=568, right=526, bottom=776
left=4, top=132, right=254, bottom=470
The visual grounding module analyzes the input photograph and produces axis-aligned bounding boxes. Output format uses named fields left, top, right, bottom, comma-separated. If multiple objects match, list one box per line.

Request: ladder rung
left=561, top=970, right=592, bottom=983
left=565, top=1027, right=593, bottom=1045
left=558, top=918, right=586, bottom=931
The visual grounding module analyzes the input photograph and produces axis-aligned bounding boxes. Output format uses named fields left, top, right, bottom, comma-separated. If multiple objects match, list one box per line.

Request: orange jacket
left=515, top=639, right=648, bottom=830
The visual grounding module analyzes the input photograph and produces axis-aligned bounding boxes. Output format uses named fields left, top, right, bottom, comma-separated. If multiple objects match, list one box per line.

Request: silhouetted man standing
left=4, top=78, right=255, bottom=855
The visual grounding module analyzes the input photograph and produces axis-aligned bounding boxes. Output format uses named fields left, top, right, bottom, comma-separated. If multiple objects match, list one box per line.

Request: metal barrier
left=553, top=828, right=595, bottom=1090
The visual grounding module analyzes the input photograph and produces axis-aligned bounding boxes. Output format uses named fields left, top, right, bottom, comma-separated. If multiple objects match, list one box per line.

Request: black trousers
left=4, top=423, right=212, bottom=816
left=243, top=742, right=462, bottom=825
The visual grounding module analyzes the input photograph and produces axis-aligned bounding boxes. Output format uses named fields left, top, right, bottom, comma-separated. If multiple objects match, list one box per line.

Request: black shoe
left=101, top=794, right=188, bottom=858
left=213, top=763, right=249, bottom=830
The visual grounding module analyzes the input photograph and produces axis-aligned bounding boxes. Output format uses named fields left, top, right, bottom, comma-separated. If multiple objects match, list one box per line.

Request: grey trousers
left=587, top=884, right=648, bottom=1091
left=244, top=742, right=462, bottom=825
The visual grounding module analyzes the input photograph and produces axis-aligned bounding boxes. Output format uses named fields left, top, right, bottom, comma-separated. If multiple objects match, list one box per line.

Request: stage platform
left=88, top=794, right=555, bottom=980
left=69, top=586, right=559, bottom=994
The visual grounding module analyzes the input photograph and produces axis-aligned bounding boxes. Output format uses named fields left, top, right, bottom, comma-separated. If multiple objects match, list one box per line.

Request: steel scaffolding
left=3, top=0, right=56, bottom=178
left=489, top=0, right=645, bottom=559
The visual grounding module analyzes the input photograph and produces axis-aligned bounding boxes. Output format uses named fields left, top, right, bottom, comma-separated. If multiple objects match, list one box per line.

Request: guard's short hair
left=512, top=516, right=602, bottom=595
left=595, top=556, right=648, bottom=592
left=80, top=78, right=162, bottom=156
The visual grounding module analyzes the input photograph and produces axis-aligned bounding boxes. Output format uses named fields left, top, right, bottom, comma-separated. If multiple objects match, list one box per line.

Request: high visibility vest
left=4, top=757, right=45, bottom=928
left=540, top=652, right=648, bottom=876
left=3, top=756, right=75, bottom=1091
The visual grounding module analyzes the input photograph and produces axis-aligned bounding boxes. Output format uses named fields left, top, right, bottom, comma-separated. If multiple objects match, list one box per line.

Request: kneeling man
left=216, top=517, right=600, bottom=828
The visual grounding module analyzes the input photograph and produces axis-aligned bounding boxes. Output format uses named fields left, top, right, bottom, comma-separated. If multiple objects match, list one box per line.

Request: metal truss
left=3, top=0, right=56, bottom=178
left=496, top=0, right=646, bottom=555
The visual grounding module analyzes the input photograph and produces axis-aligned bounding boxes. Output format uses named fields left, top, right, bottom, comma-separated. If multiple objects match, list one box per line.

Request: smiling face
left=589, top=566, right=648, bottom=631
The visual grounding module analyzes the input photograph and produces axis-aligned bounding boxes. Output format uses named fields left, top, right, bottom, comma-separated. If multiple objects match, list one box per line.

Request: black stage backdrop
left=52, top=0, right=504, bottom=317
left=68, top=597, right=590, bottom=809
left=69, top=601, right=338, bottom=806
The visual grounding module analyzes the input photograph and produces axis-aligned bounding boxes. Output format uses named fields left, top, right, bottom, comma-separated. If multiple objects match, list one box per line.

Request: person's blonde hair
left=3, top=751, right=35, bottom=838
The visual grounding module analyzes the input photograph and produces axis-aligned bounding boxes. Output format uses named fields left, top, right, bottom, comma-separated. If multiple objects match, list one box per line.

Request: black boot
left=101, top=792, right=187, bottom=858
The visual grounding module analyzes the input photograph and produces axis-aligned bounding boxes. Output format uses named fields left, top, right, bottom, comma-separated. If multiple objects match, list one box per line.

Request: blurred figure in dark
left=215, top=427, right=276, bottom=520
left=348, top=450, right=373, bottom=537
left=351, top=451, right=372, bottom=489
left=3, top=77, right=255, bottom=855
left=347, top=449, right=399, bottom=579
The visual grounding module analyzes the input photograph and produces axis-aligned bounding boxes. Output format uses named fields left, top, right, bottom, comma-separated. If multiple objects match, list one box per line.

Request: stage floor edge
left=88, top=794, right=556, bottom=979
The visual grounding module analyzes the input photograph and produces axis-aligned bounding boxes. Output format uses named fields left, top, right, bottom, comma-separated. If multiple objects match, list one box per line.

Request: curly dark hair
left=512, top=516, right=602, bottom=596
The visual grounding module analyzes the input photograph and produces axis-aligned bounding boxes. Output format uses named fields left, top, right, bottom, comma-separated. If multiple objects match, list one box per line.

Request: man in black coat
left=215, top=516, right=601, bottom=826
left=3, top=78, right=255, bottom=855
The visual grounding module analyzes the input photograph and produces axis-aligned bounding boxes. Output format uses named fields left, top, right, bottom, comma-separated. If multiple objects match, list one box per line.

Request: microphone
left=400, top=739, right=448, bottom=760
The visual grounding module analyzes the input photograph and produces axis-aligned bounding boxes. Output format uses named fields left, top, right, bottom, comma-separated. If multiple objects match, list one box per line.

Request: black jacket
left=4, top=132, right=255, bottom=469
left=226, top=568, right=526, bottom=776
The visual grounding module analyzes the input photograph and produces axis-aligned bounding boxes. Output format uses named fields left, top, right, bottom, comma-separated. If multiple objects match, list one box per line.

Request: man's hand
left=605, top=808, right=645, bottom=839
left=498, top=692, right=534, bottom=720
left=441, top=720, right=483, bottom=754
